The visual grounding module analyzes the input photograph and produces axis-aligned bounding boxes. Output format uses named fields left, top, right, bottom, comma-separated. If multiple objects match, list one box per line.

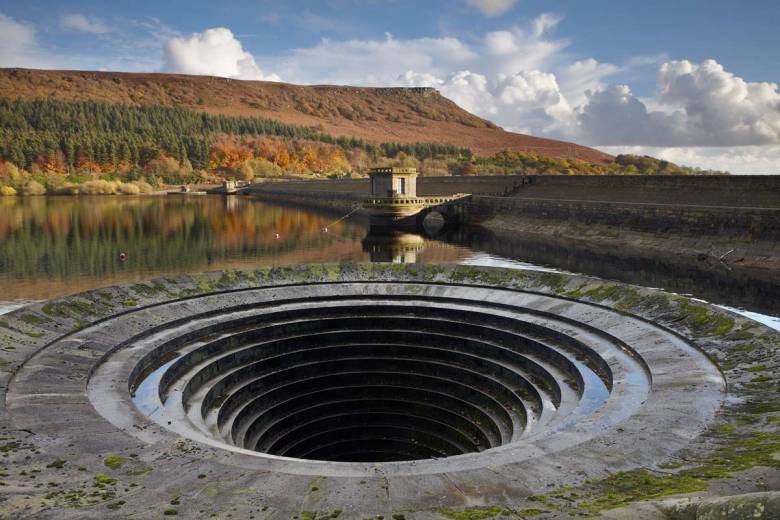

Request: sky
left=1, top=0, right=779, bottom=174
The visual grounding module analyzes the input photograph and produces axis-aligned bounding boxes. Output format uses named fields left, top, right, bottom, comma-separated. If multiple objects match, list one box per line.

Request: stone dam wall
left=468, top=196, right=779, bottom=241
left=249, top=175, right=780, bottom=240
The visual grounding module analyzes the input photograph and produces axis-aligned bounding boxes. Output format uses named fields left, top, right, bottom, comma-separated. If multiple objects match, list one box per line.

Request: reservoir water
left=0, top=195, right=776, bottom=329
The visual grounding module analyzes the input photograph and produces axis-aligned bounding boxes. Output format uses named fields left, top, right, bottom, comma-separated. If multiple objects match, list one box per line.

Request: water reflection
left=0, top=195, right=776, bottom=327
left=0, top=196, right=473, bottom=303
left=0, top=195, right=367, bottom=301
left=362, top=231, right=426, bottom=263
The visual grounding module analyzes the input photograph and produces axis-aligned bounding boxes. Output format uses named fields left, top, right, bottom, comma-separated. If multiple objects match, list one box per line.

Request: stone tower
left=368, top=167, right=418, bottom=198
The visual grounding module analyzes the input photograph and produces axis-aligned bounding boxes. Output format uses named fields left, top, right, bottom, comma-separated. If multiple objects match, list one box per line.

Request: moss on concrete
left=675, top=298, right=735, bottom=336
left=103, top=455, right=125, bottom=470
left=131, top=282, right=167, bottom=297
left=93, top=474, right=116, bottom=485
left=42, top=299, right=97, bottom=318
left=537, top=273, right=569, bottom=293
left=20, top=313, right=50, bottom=325
left=437, top=506, right=506, bottom=520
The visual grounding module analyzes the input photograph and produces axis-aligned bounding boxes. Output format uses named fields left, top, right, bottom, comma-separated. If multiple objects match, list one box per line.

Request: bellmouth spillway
left=1, top=264, right=778, bottom=518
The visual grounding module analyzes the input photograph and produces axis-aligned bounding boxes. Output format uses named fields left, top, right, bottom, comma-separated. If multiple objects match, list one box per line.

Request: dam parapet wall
left=250, top=174, right=780, bottom=207
left=248, top=175, right=780, bottom=239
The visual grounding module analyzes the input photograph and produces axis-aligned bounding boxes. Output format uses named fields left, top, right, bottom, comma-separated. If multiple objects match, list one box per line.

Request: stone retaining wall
left=250, top=175, right=780, bottom=208
left=467, top=196, right=780, bottom=240
left=248, top=176, right=780, bottom=240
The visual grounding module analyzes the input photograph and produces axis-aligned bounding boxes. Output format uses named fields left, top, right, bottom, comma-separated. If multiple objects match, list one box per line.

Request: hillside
left=0, top=68, right=611, bottom=163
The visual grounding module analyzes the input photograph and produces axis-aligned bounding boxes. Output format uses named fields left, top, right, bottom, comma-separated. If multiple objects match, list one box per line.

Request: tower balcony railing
left=362, top=194, right=469, bottom=207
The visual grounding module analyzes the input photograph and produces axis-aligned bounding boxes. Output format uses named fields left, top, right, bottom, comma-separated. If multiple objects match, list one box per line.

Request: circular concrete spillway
left=82, top=277, right=718, bottom=477
left=121, top=285, right=649, bottom=464
left=4, top=264, right=779, bottom=519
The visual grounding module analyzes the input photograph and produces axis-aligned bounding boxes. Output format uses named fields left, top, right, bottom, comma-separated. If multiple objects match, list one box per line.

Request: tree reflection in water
left=0, top=196, right=441, bottom=302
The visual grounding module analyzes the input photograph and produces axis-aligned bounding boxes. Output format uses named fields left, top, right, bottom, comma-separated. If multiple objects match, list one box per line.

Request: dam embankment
left=249, top=175, right=780, bottom=312
left=249, top=174, right=780, bottom=243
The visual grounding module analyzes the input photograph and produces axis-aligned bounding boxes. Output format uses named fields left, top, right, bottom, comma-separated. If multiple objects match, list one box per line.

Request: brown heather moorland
left=0, top=67, right=612, bottom=162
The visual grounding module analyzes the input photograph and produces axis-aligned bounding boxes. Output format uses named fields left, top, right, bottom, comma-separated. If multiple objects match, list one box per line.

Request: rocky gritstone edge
left=0, top=263, right=777, bottom=519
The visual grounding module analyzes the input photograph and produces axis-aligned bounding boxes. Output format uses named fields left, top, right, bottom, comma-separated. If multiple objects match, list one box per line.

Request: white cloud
left=0, top=13, right=41, bottom=67
left=574, top=59, right=780, bottom=147
left=440, top=71, right=497, bottom=116
left=494, top=70, right=573, bottom=133
left=599, top=145, right=780, bottom=175
left=656, top=59, right=780, bottom=145
left=60, top=13, right=109, bottom=34
left=163, top=28, right=280, bottom=81
left=480, top=23, right=567, bottom=76
left=274, top=33, right=475, bottom=86
left=531, top=12, right=563, bottom=38
left=575, top=85, right=678, bottom=145
left=465, top=0, right=518, bottom=17
left=484, top=31, right=519, bottom=55
left=0, top=11, right=170, bottom=71
left=557, top=58, right=620, bottom=107
left=398, top=70, right=443, bottom=88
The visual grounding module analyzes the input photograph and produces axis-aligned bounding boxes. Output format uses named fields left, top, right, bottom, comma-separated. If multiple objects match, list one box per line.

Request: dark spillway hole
left=130, top=296, right=619, bottom=464
left=211, top=335, right=531, bottom=462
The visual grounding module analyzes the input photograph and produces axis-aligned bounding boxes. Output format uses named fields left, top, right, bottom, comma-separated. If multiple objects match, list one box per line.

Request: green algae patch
left=20, top=313, right=50, bottom=325
left=300, top=510, right=343, bottom=520
left=450, top=265, right=528, bottom=286
left=579, top=470, right=709, bottom=511
left=93, top=474, right=116, bottom=485
left=536, top=430, right=780, bottom=514
left=42, top=299, right=97, bottom=318
left=103, top=455, right=125, bottom=470
left=437, top=506, right=506, bottom=520
left=574, top=282, right=735, bottom=337
left=300, top=509, right=341, bottom=520
left=190, top=275, right=215, bottom=294
left=131, top=282, right=167, bottom=297
left=564, top=283, right=587, bottom=299
left=537, top=272, right=569, bottom=293
left=216, top=269, right=245, bottom=289
left=675, top=298, right=735, bottom=336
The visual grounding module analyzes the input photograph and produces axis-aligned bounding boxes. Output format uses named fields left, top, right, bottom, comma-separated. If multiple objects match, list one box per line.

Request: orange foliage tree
left=209, top=143, right=253, bottom=172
